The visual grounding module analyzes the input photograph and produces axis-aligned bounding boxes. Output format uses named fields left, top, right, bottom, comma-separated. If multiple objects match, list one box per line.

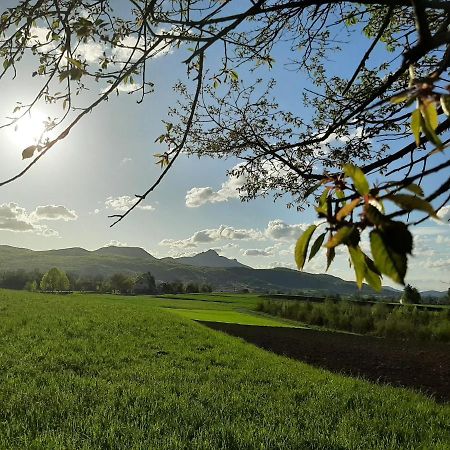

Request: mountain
left=92, top=246, right=155, bottom=259
left=421, top=290, right=448, bottom=298
left=173, top=249, right=249, bottom=268
left=0, top=245, right=398, bottom=296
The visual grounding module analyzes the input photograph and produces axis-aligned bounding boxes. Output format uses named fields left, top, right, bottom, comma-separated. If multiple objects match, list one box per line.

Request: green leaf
left=229, top=70, right=239, bottom=81
left=389, top=92, right=409, bottom=104
left=295, top=225, right=317, bottom=270
left=348, top=245, right=366, bottom=289
left=336, top=198, right=360, bottom=221
left=370, top=230, right=407, bottom=285
left=410, top=109, right=421, bottom=145
left=308, top=232, right=326, bottom=261
left=364, top=254, right=382, bottom=292
left=58, top=70, right=70, bottom=82
left=22, top=145, right=37, bottom=160
left=404, top=183, right=424, bottom=197
left=388, top=194, right=437, bottom=217
left=343, top=164, right=370, bottom=196
left=420, top=112, right=442, bottom=148
left=67, top=58, right=83, bottom=69
left=440, top=95, right=450, bottom=116
left=325, top=226, right=354, bottom=248
left=364, top=265, right=382, bottom=292
left=421, top=101, right=438, bottom=130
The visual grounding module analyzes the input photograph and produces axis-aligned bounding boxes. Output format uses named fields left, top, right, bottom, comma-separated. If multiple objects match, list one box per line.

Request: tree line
left=0, top=268, right=213, bottom=295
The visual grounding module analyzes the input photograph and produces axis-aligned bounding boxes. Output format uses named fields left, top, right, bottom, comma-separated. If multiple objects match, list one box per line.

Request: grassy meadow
left=0, top=289, right=449, bottom=449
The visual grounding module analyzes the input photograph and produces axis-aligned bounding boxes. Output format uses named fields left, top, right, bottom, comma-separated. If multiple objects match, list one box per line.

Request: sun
left=7, top=110, right=50, bottom=149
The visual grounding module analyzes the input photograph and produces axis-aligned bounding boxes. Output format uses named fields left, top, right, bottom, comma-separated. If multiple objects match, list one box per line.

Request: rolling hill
left=0, top=244, right=398, bottom=296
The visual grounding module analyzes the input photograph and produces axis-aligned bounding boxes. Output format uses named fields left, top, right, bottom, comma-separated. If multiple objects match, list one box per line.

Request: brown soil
left=200, top=321, right=450, bottom=402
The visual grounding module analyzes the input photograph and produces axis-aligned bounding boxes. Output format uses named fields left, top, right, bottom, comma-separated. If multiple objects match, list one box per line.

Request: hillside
left=0, top=245, right=397, bottom=296
left=165, top=249, right=249, bottom=268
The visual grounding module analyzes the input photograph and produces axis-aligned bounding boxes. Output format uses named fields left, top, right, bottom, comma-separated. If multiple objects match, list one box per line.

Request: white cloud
left=436, top=205, right=450, bottom=223
left=28, top=26, right=58, bottom=53
left=105, top=196, right=154, bottom=212
left=264, top=219, right=309, bottom=241
left=31, top=205, right=77, bottom=221
left=159, top=238, right=197, bottom=249
left=186, top=165, right=246, bottom=208
left=243, top=246, right=276, bottom=257
left=436, top=235, right=450, bottom=244
left=112, top=33, right=172, bottom=64
left=0, top=202, right=59, bottom=236
left=74, top=40, right=104, bottom=63
left=159, top=225, right=263, bottom=249
left=121, top=157, right=132, bottom=165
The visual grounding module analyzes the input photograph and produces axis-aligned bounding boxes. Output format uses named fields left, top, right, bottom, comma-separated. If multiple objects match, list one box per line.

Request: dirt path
left=200, top=321, right=450, bottom=402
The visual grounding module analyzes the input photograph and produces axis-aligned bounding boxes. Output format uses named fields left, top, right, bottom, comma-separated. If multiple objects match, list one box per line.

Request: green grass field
left=0, top=289, right=449, bottom=449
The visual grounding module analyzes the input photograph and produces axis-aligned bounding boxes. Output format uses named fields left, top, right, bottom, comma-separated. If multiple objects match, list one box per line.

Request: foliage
left=257, top=298, right=450, bottom=342
left=0, top=269, right=42, bottom=290
left=135, top=271, right=157, bottom=294
left=0, top=289, right=448, bottom=448
left=401, top=284, right=422, bottom=304
left=110, top=273, right=135, bottom=294
left=40, top=267, right=70, bottom=292
left=0, top=1, right=449, bottom=286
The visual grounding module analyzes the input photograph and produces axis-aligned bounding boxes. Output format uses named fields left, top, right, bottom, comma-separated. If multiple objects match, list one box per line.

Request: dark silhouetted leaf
left=309, top=232, right=326, bottom=261
left=326, top=246, right=335, bottom=271
left=382, top=221, right=413, bottom=255
left=370, top=230, right=407, bottom=285
left=22, top=145, right=37, bottom=160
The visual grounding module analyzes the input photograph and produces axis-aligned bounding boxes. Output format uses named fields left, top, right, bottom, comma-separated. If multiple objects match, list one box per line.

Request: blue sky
left=0, top=2, right=449, bottom=292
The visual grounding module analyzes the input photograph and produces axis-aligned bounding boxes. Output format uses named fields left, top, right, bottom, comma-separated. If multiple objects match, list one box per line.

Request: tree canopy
left=0, top=1, right=449, bottom=289
left=40, top=267, right=70, bottom=292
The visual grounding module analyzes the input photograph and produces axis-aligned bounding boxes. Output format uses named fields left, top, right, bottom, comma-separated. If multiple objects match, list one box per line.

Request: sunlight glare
left=7, top=110, right=50, bottom=149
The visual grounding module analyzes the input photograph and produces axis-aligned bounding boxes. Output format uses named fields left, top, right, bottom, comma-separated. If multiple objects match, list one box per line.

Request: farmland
left=0, top=289, right=449, bottom=449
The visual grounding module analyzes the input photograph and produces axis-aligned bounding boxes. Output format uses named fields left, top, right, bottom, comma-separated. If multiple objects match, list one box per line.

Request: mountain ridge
left=0, top=244, right=404, bottom=296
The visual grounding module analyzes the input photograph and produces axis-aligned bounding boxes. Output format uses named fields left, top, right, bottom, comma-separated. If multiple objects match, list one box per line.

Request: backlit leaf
left=410, top=109, right=421, bottom=145
left=404, top=183, right=424, bottom=197
left=325, top=226, right=354, bottom=248
left=336, top=198, right=360, bottom=221
left=343, top=164, right=369, bottom=196
left=364, top=265, right=382, bottom=292
left=388, top=194, right=437, bottom=217
left=295, top=225, right=316, bottom=270
left=440, top=95, right=450, bottom=116
left=348, top=245, right=366, bottom=289
left=421, top=101, right=438, bottom=130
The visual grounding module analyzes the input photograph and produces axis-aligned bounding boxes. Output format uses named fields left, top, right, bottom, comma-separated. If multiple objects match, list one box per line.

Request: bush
left=258, top=298, right=450, bottom=342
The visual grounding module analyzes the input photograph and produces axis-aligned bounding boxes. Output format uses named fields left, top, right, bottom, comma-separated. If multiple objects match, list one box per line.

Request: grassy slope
left=0, top=290, right=448, bottom=449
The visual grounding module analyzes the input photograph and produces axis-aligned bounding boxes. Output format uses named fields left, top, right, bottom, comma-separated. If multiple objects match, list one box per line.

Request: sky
left=0, top=2, right=449, bottom=292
